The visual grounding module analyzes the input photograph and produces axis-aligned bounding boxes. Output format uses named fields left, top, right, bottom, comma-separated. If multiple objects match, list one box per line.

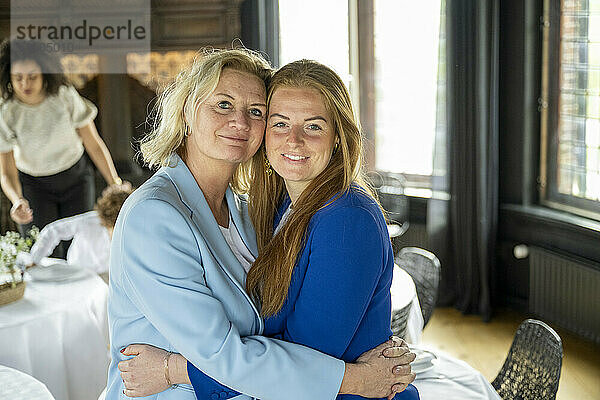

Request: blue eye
left=306, top=124, right=322, bottom=131
left=217, top=101, right=232, bottom=109
left=250, top=108, right=263, bottom=117
left=273, top=121, right=287, bottom=128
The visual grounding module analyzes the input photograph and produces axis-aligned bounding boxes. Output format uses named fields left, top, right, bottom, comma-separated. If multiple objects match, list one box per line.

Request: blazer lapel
left=162, top=155, right=263, bottom=332
left=226, top=190, right=258, bottom=259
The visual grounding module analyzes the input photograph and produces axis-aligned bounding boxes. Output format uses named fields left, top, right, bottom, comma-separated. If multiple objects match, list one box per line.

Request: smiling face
left=10, top=59, right=45, bottom=105
left=266, top=86, right=337, bottom=202
left=185, top=68, right=267, bottom=167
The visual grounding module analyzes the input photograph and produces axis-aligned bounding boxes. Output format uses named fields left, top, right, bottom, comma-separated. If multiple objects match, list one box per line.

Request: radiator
left=529, top=246, right=600, bottom=344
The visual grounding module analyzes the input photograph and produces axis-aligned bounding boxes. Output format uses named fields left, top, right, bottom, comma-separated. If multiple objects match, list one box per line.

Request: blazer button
left=210, top=394, right=219, bottom=400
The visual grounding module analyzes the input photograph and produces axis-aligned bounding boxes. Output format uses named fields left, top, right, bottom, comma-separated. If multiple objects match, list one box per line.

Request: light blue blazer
left=106, top=154, right=345, bottom=400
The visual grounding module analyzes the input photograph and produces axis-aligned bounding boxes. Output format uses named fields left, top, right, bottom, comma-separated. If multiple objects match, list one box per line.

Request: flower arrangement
left=0, top=227, right=38, bottom=288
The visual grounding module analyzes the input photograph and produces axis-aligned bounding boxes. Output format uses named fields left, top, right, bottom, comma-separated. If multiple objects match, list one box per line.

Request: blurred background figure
left=0, top=39, right=124, bottom=257
left=24, top=184, right=133, bottom=279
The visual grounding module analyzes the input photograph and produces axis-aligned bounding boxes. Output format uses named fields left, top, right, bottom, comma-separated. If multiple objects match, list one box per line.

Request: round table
left=390, top=265, right=424, bottom=344
left=413, top=345, right=502, bottom=399
left=0, top=365, right=55, bottom=400
left=0, top=267, right=109, bottom=400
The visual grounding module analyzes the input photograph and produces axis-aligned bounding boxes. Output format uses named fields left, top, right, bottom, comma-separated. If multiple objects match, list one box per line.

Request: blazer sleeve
left=118, top=198, right=345, bottom=400
left=280, top=205, right=387, bottom=358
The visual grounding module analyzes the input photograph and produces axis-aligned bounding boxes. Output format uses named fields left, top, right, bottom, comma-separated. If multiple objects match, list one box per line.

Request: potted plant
left=0, top=227, right=38, bottom=306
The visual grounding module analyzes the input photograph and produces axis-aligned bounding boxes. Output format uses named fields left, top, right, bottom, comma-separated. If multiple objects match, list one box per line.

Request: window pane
left=374, top=0, right=442, bottom=175
left=278, top=0, right=349, bottom=85
left=556, top=0, right=600, bottom=202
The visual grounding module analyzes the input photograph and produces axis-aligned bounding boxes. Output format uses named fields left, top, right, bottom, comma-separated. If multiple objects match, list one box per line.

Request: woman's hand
left=107, top=179, right=132, bottom=192
left=10, top=198, right=33, bottom=224
left=340, top=337, right=416, bottom=399
left=118, top=344, right=188, bottom=397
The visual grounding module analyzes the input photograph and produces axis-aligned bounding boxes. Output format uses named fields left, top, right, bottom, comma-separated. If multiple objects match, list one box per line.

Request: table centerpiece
left=0, top=227, right=38, bottom=306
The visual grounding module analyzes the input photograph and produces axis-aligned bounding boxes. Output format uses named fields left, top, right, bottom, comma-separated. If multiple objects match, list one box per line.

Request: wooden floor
left=420, top=307, right=600, bottom=400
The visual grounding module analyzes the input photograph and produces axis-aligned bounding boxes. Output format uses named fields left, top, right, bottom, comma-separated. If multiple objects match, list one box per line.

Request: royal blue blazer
left=106, top=154, right=345, bottom=400
left=188, top=187, right=419, bottom=400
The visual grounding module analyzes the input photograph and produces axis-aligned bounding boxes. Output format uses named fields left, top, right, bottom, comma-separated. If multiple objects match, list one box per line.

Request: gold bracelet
left=113, top=177, right=123, bottom=186
left=164, top=351, right=173, bottom=387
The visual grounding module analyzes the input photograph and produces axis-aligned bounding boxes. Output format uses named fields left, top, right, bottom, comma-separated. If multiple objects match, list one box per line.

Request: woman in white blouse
left=0, top=39, right=123, bottom=242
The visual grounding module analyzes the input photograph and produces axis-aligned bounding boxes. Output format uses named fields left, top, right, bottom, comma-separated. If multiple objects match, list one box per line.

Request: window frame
left=540, top=0, right=600, bottom=221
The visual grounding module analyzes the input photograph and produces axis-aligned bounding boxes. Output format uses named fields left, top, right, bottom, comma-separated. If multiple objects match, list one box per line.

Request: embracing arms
left=117, top=200, right=415, bottom=399
left=114, top=198, right=359, bottom=400
left=120, top=339, right=413, bottom=398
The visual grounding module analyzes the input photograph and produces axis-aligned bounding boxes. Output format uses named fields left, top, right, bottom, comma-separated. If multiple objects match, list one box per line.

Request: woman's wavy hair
left=241, top=59, right=378, bottom=317
left=139, top=47, right=273, bottom=171
left=0, top=39, right=68, bottom=101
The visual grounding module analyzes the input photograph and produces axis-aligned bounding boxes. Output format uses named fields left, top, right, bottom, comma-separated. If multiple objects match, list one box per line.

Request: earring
left=7, top=82, right=12, bottom=93
left=333, top=141, right=339, bottom=154
left=264, top=153, right=273, bottom=177
left=184, top=125, right=190, bottom=137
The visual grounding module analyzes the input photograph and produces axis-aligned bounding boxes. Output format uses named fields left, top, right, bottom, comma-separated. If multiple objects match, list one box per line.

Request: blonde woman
left=107, top=50, right=414, bottom=400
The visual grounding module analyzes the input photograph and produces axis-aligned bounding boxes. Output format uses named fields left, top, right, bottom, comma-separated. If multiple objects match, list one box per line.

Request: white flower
left=0, top=227, right=38, bottom=286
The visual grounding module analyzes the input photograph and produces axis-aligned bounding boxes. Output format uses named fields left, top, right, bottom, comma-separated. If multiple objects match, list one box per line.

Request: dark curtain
left=427, top=0, right=499, bottom=320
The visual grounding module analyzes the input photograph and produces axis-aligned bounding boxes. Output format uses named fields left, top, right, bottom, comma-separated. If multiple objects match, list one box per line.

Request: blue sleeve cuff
left=187, top=360, right=241, bottom=399
left=394, top=384, right=420, bottom=400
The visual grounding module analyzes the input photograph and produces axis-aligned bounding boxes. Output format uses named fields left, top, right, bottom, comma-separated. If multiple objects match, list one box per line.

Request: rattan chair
left=395, top=247, right=441, bottom=327
left=491, top=319, right=563, bottom=400
left=390, top=301, right=412, bottom=339
left=367, top=171, right=409, bottom=252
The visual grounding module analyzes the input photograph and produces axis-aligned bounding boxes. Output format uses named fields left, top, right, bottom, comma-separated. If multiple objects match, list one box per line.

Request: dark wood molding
left=151, top=0, right=244, bottom=50
left=357, top=0, right=376, bottom=171
left=499, top=203, right=600, bottom=267
left=0, top=0, right=9, bottom=39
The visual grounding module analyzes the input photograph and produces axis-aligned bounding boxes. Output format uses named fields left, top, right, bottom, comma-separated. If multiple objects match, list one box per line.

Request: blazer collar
left=227, top=192, right=259, bottom=259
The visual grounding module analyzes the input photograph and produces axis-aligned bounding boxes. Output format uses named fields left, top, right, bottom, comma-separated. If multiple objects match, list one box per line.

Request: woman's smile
left=266, top=86, right=336, bottom=201
left=281, top=153, right=309, bottom=162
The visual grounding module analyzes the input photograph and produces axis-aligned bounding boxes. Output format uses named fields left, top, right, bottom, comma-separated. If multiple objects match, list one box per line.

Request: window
left=277, top=0, right=445, bottom=185
left=278, top=0, right=351, bottom=91
left=541, top=0, right=600, bottom=220
left=373, top=0, right=443, bottom=176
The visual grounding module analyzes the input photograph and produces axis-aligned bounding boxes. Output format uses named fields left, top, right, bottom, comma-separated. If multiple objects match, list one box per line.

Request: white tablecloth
left=413, top=346, right=501, bottom=399
left=0, top=365, right=55, bottom=400
left=390, top=266, right=424, bottom=344
left=0, top=269, right=109, bottom=400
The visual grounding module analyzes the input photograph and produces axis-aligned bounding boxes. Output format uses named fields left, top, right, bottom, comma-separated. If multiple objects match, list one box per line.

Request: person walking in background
left=24, top=184, right=133, bottom=278
left=0, top=39, right=124, bottom=252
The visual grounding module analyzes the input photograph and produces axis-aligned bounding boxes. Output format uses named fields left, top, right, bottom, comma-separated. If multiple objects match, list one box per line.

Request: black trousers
left=18, top=155, right=95, bottom=257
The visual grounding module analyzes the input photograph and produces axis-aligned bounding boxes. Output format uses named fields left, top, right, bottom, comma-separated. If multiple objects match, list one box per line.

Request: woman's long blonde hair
left=139, top=48, right=272, bottom=170
left=242, top=60, right=377, bottom=317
